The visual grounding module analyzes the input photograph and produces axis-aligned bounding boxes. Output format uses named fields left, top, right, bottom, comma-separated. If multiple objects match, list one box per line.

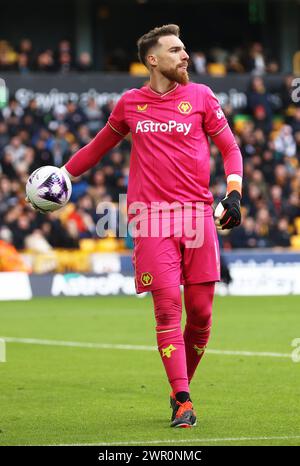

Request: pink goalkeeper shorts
left=131, top=210, right=220, bottom=294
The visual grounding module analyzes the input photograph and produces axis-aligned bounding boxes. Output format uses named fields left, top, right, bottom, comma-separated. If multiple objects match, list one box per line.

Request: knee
left=185, top=284, right=214, bottom=329
left=152, top=286, right=182, bottom=328
left=188, top=305, right=212, bottom=330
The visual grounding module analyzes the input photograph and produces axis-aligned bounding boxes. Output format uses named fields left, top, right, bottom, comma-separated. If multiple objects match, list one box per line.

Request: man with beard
left=45, top=25, right=243, bottom=427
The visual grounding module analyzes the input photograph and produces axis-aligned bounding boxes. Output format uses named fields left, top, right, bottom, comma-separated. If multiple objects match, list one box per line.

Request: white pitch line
left=52, top=435, right=300, bottom=446
left=207, top=349, right=291, bottom=358
left=0, top=336, right=292, bottom=359
left=1, top=337, right=156, bottom=352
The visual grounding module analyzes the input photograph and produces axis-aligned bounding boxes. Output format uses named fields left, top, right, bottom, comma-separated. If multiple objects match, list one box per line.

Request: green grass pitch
left=0, top=295, right=300, bottom=446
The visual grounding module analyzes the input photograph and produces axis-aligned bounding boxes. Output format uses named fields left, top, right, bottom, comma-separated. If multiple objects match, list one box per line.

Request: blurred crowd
left=0, top=95, right=130, bottom=252
left=1, top=74, right=300, bottom=252
left=0, top=38, right=280, bottom=75
left=0, top=39, right=93, bottom=73
left=212, top=75, right=300, bottom=249
left=190, top=42, right=280, bottom=75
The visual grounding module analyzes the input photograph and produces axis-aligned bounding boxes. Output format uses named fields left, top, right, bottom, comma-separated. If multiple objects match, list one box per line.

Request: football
left=214, top=201, right=225, bottom=219
left=26, top=166, right=72, bottom=212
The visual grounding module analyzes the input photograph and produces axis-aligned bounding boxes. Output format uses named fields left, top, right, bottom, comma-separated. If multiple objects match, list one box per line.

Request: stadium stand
left=0, top=38, right=282, bottom=75
left=1, top=74, right=300, bottom=265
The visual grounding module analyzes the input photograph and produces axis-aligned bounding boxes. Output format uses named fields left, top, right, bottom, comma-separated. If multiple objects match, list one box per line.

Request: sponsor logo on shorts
left=162, top=344, right=177, bottom=358
left=141, top=272, right=153, bottom=286
left=137, top=104, right=148, bottom=111
left=136, top=120, right=192, bottom=135
left=178, top=101, right=192, bottom=114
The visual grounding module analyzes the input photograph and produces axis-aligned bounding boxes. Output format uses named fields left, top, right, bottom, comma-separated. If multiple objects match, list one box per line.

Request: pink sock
left=152, top=286, right=189, bottom=395
left=183, top=282, right=215, bottom=384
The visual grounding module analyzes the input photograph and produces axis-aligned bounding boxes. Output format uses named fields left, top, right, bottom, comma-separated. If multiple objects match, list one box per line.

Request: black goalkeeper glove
left=215, top=190, right=241, bottom=230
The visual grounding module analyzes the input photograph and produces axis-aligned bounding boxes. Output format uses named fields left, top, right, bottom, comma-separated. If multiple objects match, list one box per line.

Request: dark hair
left=137, top=24, right=180, bottom=67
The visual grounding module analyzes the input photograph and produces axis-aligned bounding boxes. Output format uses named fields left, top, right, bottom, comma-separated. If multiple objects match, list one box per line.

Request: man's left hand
left=215, top=190, right=241, bottom=230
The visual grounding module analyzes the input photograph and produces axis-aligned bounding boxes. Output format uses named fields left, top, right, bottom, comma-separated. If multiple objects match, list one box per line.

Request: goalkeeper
left=46, top=25, right=243, bottom=428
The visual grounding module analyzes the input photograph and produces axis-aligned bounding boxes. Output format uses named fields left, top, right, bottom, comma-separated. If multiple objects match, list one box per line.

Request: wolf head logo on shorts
left=141, top=272, right=153, bottom=286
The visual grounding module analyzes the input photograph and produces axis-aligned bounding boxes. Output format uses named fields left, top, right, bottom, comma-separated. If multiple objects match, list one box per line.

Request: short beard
left=161, top=66, right=189, bottom=85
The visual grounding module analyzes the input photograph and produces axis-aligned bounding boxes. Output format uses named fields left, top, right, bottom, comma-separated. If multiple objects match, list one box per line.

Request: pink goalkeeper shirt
left=108, top=82, right=231, bottom=212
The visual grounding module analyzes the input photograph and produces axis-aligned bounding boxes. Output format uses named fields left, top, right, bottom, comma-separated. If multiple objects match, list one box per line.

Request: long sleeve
left=64, top=123, right=124, bottom=177
left=211, top=124, right=243, bottom=195
left=64, top=93, right=130, bottom=178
